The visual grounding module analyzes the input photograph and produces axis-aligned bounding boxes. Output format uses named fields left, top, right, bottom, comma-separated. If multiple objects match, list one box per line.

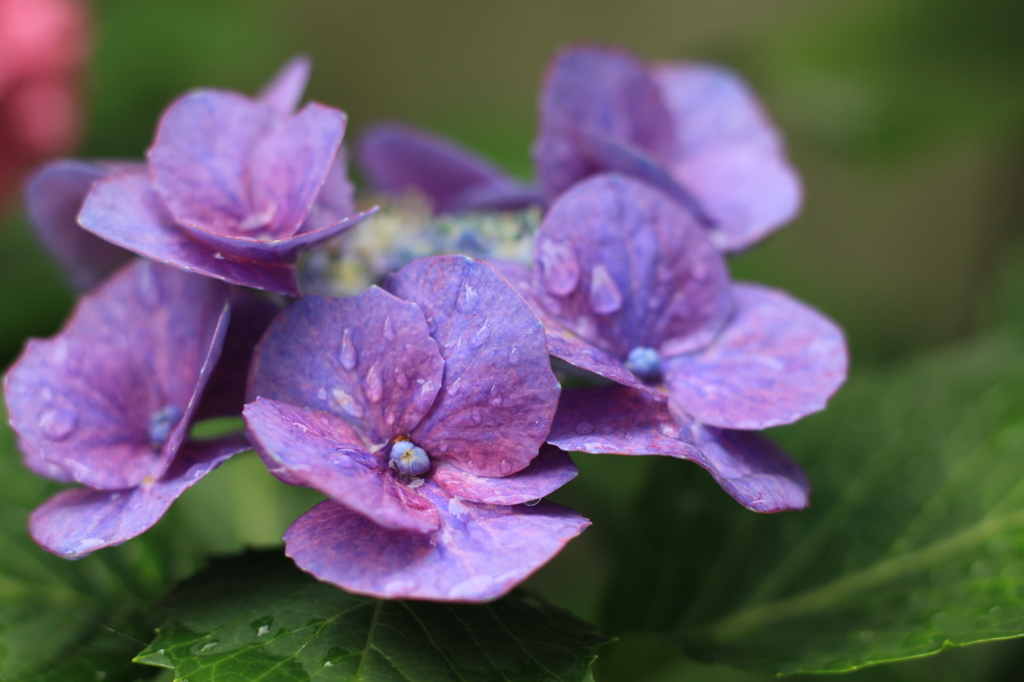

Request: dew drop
left=213, top=252, right=225, bottom=260
left=457, top=283, right=479, bottom=312
left=469, top=324, right=489, bottom=349
left=317, top=387, right=328, bottom=401
left=365, top=362, right=383, bottom=403
left=575, top=421, right=594, bottom=435
left=425, top=316, right=437, bottom=333
left=657, top=422, right=678, bottom=438
left=257, top=625, right=270, bottom=637
left=383, top=316, right=396, bottom=341
left=471, top=408, right=483, bottom=425
left=38, top=407, right=77, bottom=440
left=395, top=369, right=411, bottom=389
left=507, top=346, right=520, bottom=366
left=499, top=459, right=512, bottom=475
left=332, top=388, right=363, bottom=418
left=589, top=264, right=623, bottom=314
left=135, top=262, right=161, bottom=307
left=538, top=239, right=579, bottom=296
left=489, top=384, right=502, bottom=407
left=524, top=499, right=541, bottom=507
left=339, top=328, right=358, bottom=370
left=200, top=641, right=219, bottom=653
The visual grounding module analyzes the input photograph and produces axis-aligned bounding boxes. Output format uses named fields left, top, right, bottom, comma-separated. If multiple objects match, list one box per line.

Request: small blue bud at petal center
left=389, top=440, right=431, bottom=477
left=624, top=346, right=662, bottom=383
left=149, top=404, right=183, bottom=450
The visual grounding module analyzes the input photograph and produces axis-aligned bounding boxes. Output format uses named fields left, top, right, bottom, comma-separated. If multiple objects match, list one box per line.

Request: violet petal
left=77, top=173, right=300, bottom=295
left=534, top=173, right=732, bottom=359
left=681, top=412, right=810, bottom=512
left=149, top=90, right=278, bottom=235
left=23, top=159, right=133, bottom=290
left=18, top=436, right=74, bottom=483
left=653, top=63, right=802, bottom=251
left=243, top=398, right=438, bottom=533
left=664, top=283, right=848, bottom=430
left=28, top=435, right=247, bottom=559
left=433, top=445, right=578, bottom=505
left=284, top=483, right=589, bottom=602
left=547, top=386, right=699, bottom=457
left=246, top=102, right=346, bottom=239
left=534, top=46, right=674, bottom=203
left=387, top=256, right=560, bottom=477
left=357, top=122, right=538, bottom=213
left=299, top=151, right=356, bottom=234
left=247, top=289, right=444, bottom=445
left=256, top=55, right=312, bottom=115
left=4, top=260, right=230, bottom=489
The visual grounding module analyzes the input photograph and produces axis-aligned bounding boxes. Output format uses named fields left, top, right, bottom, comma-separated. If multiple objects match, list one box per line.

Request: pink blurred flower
left=0, top=0, right=90, bottom=206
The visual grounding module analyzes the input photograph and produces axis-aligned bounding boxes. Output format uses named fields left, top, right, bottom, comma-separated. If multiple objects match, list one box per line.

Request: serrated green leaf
left=601, top=332, right=1024, bottom=674
left=136, top=550, right=612, bottom=682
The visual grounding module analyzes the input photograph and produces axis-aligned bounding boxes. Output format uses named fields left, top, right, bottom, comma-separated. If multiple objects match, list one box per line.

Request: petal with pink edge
left=653, top=63, right=802, bottom=251
left=547, top=386, right=697, bottom=458
left=149, top=90, right=277, bottom=234
left=533, top=174, right=732, bottom=359
left=247, top=289, right=444, bottom=445
left=433, top=445, right=578, bottom=505
left=387, top=256, right=560, bottom=478
left=4, top=260, right=229, bottom=489
left=256, top=55, right=312, bottom=115
left=243, top=398, right=438, bottom=533
left=23, top=159, right=132, bottom=290
left=664, top=283, right=848, bottom=430
left=77, top=173, right=300, bottom=295
left=299, top=152, right=356, bottom=234
left=28, top=436, right=247, bottom=559
left=284, top=484, right=589, bottom=602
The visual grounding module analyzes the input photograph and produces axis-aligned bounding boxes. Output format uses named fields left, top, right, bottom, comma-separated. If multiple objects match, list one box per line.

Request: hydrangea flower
left=357, top=122, right=541, bottom=213
left=75, top=57, right=373, bottom=296
left=534, top=46, right=802, bottom=251
left=497, top=173, right=846, bottom=511
left=244, top=255, right=588, bottom=601
left=3, top=260, right=262, bottom=557
left=21, top=58, right=329, bottom=291
left=0, top=0, right=89, bottom=206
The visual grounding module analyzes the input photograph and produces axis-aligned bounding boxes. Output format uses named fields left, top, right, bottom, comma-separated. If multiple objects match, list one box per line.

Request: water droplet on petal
left=39, top=407, right=77, bottom=440
left=213, top=252, right=225, bottom=260
left=658, top=422, right=678, bottom=438
left=364, top=362, right=383, bottom=403
left=425, top=316, right=437, bottom=333
left=457, top=283, right=479, bottom=312
left=469, top=323, right=489, bottom=349
left=395, top=369, right=410, bottom=389
left=589, top=264, right=623, bottom=314
left=539, top=239, right=579, bottom=296
left=332, top=388, right=363, bottom=418
left=339, top=329, right=358, bottom=371
left=524, top=499, right=541, bottom=506
left=508, top=346, right=520, bottom=365
left=575, top=421, right=594, bottom=435
left=136, top=262, right=161, bottom=307
left=383, top=317, right=396, bottom=341
left=499, top=459, right=512, bottom=475
left=489, top=385, right=502, bottom=407
left=471, top=408, right=483, bottom=425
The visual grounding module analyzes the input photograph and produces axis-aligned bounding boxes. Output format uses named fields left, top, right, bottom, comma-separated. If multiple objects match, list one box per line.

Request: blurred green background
left=3, top=0, right=1024, bottom=679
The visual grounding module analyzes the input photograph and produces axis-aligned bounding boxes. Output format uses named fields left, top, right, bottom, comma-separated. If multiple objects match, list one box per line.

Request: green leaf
left=136, top=551, right=612, bottom=682
left=601, top=331, right=1024, bottom=674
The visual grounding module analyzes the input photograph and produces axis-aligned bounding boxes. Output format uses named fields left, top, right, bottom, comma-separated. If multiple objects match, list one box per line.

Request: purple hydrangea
left=244, top=255, right=588, bottom=601
left=497, top=173, right=847, bottom=512
left=357, top=122, right=541, bottom=213
left=3, top=260, right=263, bottom=557
left=534, top=46, right=802, bottom=251
left=74, top=57, right=373, bottom=296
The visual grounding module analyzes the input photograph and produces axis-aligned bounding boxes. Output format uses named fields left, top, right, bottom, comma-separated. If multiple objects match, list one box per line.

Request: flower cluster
left=0, top=0, right=89, bottom=206
left=5, top=46, right=846, bottom=602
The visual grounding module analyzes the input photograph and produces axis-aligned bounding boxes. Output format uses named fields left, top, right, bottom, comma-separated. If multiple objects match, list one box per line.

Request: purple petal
left=149, top=90, right=277, bottom=234
left=386, top=256, right=561, bottom=477
left=28, top=436, right=247, bottom=558
left=256, top=55, right=312, bottom=115
left=547, top=386, right=698, bottom=457
left=77, top=173, right=301, bottom=295
left=358, top=123, right=537, bottom=213
left=196, top=290, right=281, bottom=419
left=682, top=413, right=809, bottom=512
left=247, top=102, right=346, bottom=238
left=664, top=283, right=848, bottom=430
left=23, top=160, right=134, bottom=290
left=299, top=150, right=356, bottom=234
left=433, top=445, right=578, bottom=505
left=534, top=46, right=674, bottom=203
left=4, top=260, right=230, bottom=489
left=247, top=289, right=444, bottom=444
left=653, top=63, right=802, bottom=251
left=243, top=398, right=438, bottom=533
left=533, top=174, right=732, bottom=359
left=284, top=483, right=589, bottom=602
left=546, top=328, right=662, bottom=397
left=18, top=436, right=74, bottom=483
